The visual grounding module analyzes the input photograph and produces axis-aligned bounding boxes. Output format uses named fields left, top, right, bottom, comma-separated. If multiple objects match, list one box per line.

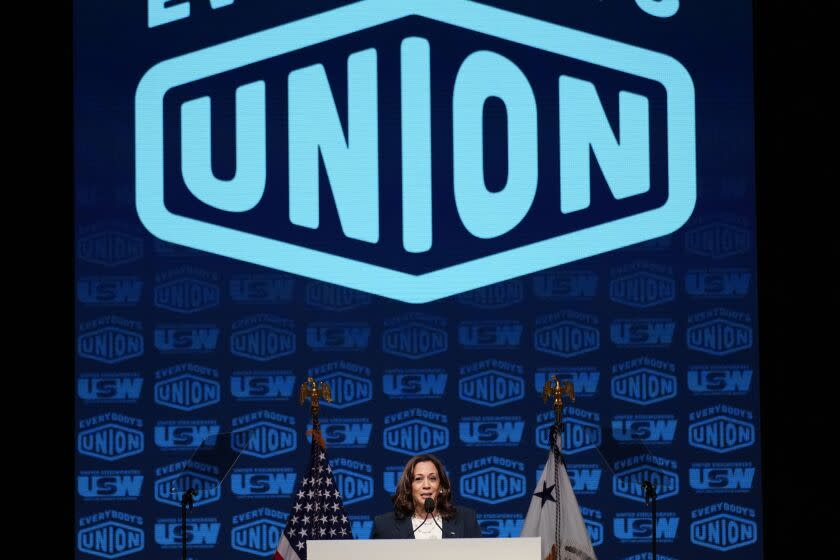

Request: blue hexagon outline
left=154, top=278, right=220, bottom=313
left=154, top=373, right=221, bottom=411
left=584, top=520, right=604, bottom=547
left=305, top=283, right=371, bottom=311
left=613, top=465, right=679, bottom=503
left=609, top=271, right=676, bottom=308
left=687, top=319, right=753, bottom=356
left=685, top=223, right=751, bottom=259
left=78, top=327, right=144, bottom=364
left=562, top=418, right=603, bottom=454
left=331, top=468, right=375, bottom=504
left=232, top=421, right=298, bottom=458
left=383, top=418, right=449, bottom=455
left=534, top=321, right=600, bottom=357
left=78, top=232, right=143, bottom=267
left=318, top=371, right=374, bottom=409
left=690, top=513, right=757, bottom=551
left=535, top=418, right=600, bottom=454
left=78, top=521, right=145, bottom=559
left=460, top=466, right=526, bottom=504
left=458, top=370, right=524, bottom=407
left=382, top=322, right=448, bottom=359
left=231, top=519, right=286, bottom=555
left=154, top=471, right=221, bottom=507
left=230, top=325, right=296, bottom=361
left=136, top=0, right=696, bottom=304
left=689, top=415, right=755, bottom=454
left=611, top=368, right=677, bottom=405
left=78, top=423, right=144, bottom=462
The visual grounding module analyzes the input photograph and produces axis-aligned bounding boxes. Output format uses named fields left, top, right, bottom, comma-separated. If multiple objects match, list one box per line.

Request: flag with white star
left=520, top=433, right=596, bottom=560
left=274, top=438, right=353, bottom=560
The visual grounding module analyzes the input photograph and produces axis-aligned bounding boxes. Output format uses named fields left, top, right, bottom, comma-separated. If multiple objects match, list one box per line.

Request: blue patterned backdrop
left=75, top=1, right=760, bottom=559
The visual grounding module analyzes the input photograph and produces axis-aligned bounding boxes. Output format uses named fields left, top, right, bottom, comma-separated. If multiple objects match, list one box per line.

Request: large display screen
left=75, top=1, right=760, bottom=558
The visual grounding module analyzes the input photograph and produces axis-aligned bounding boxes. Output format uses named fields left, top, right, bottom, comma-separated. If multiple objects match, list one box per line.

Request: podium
left=308, top=537, right=541, bottom=560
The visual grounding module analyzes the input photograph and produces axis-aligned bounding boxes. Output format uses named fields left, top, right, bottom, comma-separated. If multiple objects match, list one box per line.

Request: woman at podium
left=372, top=454, right=482, bottom=539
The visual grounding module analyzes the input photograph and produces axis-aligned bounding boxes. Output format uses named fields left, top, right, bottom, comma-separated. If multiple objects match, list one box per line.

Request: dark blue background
left=75, top=1, right=761, bottom=559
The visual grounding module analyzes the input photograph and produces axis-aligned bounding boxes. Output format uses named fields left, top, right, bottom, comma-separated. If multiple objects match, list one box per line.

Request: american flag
left=274, top=438, right=353, bottom=560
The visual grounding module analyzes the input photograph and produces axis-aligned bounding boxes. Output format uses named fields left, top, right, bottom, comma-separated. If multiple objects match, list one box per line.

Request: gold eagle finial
left=542, top=375, right=575, bottom=425
left=299, top=376, right=332, bottom=406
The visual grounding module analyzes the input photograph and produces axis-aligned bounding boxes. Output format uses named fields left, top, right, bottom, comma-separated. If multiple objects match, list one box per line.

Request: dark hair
left=391, top=454, right=456, bottom=520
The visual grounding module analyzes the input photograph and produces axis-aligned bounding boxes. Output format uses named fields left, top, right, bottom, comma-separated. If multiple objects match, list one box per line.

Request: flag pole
left=300, top=376, right=332, bottom=449
left=275, top=376, right=351, bottom=559
left=542, top=376, right=575, bottom=560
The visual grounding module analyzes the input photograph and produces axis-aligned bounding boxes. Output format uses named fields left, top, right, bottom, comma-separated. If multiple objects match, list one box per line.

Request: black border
left=756, top=1, right=830, bottom=557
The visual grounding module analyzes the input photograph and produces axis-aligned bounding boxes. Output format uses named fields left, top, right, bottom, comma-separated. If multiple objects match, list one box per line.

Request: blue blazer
left=371, top=507, right=482, bottom=539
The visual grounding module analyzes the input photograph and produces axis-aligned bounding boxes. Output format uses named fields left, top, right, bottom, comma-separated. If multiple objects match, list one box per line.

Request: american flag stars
left=277, top=441, right=353, bottom=560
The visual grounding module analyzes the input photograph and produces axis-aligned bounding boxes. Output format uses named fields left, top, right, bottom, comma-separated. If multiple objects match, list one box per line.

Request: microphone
left=412, top=498, right=439, bottom=534
left=425, top=498, right=444, bottom=532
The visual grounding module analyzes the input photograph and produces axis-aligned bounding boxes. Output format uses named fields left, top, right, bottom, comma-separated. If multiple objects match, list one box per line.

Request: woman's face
left=411, top=460, right=441, bottom=512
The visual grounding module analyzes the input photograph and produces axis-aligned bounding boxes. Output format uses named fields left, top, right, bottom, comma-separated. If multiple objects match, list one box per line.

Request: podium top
left=308, top=537, right=540, bottom=560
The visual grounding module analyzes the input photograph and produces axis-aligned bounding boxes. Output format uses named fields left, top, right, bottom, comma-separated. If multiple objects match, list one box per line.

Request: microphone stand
left=411, top=512, right=431, bottom=534
left=180, top=487, right=197, bottom=560
left=412, top=499, right=443, bottom=535
left=425, top=498, right=443, bottom=532
left=642, top=480, right=657, bottom=560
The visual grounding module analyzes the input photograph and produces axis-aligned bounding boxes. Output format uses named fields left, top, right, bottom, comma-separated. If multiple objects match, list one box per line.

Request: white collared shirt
left=412, top=514, right=443, bottom=539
